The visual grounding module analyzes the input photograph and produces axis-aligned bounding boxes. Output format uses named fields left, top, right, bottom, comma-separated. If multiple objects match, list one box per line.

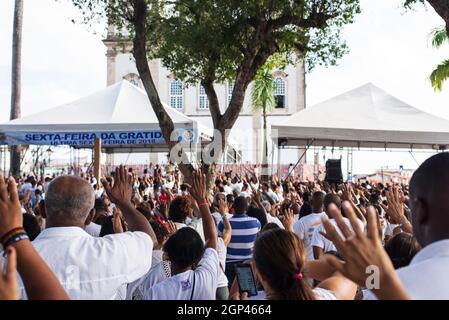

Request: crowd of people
left=2, top=151, right=449, bottom=300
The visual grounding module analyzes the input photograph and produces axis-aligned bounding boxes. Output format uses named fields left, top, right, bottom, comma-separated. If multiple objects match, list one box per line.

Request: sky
left=1, top=0, right=449, bottom=175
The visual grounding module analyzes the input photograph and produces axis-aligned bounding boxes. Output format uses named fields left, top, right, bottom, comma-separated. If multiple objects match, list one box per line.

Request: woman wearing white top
left=143, top=170, right=221, bottom=300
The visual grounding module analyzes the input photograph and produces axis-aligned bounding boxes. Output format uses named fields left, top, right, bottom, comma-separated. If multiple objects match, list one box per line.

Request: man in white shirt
left=20, top=166, right=158, bottom=300
left=293, top=191, right=326, bottom=260
left=311, top=193, right=364, bottom=260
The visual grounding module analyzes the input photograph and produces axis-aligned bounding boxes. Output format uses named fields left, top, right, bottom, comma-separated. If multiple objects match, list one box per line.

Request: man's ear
left=84, top=208, right=96, bottom=226
left=414, top=197, right=429, bottom=226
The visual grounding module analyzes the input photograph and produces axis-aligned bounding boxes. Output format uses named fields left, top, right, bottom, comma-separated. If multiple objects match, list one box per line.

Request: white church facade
left=103, top=28, right=306, bottom=164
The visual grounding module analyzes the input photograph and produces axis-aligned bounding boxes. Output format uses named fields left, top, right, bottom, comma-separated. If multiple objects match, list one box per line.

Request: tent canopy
left=272, top=83, right=449, bottom=150
left=0, top=80, right=239, bottom=154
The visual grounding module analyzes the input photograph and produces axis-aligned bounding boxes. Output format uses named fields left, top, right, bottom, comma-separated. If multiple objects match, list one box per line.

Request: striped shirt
left=218, top=213, right=261, bottom=261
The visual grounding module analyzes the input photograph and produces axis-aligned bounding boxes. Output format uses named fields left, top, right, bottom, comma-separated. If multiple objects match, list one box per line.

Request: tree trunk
left=10, top=0, right=24, bottom=178
left=261, top=104, right=269, bottom=182
left=427, top=0, right=449, bottom=35
left=132, top=0, right=194, bottom=183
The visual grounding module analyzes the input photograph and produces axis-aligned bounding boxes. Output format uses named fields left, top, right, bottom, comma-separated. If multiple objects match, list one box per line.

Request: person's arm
left=101, top=166, right=157, bottom=245
left=186, top=170, right=217, bottom=250
left=218, top=199, right=231, bottom=246
left=321, top=201, right=410, bottom=300
left=0, top=177, right=69, bottom=300
left=317, top=272, right=357, bottom=300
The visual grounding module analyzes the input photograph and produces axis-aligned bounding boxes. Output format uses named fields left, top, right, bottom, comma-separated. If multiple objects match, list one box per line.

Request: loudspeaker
left=325, top=159, right=343, bottom=184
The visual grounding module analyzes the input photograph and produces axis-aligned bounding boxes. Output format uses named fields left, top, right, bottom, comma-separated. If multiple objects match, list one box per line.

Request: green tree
left=429, top=26, right=449, bottom=91
left=251, top=54, right=287, bottom=181
left=69, top=0, right=360, bottom=184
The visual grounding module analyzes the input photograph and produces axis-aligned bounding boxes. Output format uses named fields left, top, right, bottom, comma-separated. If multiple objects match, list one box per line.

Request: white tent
left=272, top=83, right=449, bottom=150
left=0, top=80, right=239, bottom=154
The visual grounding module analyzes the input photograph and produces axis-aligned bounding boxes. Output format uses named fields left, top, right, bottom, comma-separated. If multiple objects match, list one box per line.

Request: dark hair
left=384, top=233, right=421, bottom=269
left=323, top=193, right=341, bottom=211
left=149, top=219, right=169, bottom=244
left=23, top=213, right=41, bottom=241
left=261, top=222, right=281, bottom=233
left=246, top=206, right=268, bottom=228
left=311, top=191, right=325, bottom=207
left=163, top=227, right=204, bottom=269
left=94, top=198, right=104, bottom=211
left=226, top=194, right=234, bottom=204
left=253, top=229, right=315, bottom=300
left=233, top=196, right=248, bottom=214
left=168, top=196, right=192, bottom=223
left=100, top=216, right=115, bottom=237
left=137, top=202, right=153, bottom=220
left=299, top=202, right=312, bottom=218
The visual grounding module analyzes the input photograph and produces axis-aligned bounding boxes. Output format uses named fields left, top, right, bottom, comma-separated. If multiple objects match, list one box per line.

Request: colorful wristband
left=3, top=233, right=29, bottom=250
left=0, top=227, right=26, bottom=244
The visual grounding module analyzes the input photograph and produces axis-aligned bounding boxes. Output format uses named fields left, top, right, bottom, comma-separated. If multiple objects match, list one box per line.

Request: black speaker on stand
left=325, top=159, right=343, bottom=185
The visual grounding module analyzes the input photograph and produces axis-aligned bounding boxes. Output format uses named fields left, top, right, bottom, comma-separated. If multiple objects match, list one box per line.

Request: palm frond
left=251, top=69, right=276, bottom=114
left=428, top=26, right=449, bottom=49
left=429, top=59, right=449, bottom=92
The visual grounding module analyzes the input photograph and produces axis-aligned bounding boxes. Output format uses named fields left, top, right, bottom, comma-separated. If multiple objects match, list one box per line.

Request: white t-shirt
left=216, top=238, right=229, bottom=288
left=266, top=214, right=285, bottom=229
left=151, top=250, right=164, bottom=269
left=85, top=222, right=102, bottom=237
left=293, top=212, right=327, bottom=261
left=19, top=227, right=153, bottom=300
left=144, top=248, right=220, bottom=300
left=311, top=217, right=365, bottom=255
left=136, top=260, right=172, bottom=299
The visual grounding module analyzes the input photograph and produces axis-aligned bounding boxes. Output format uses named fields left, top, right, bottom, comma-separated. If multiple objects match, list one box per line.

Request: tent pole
left=277, top=145, right=281, bottom=177
left=94, top=138, right=102, bottom=185
left=284, top=139, right=315, bottom=181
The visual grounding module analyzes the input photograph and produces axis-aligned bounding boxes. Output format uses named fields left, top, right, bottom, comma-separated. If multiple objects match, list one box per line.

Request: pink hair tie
left=292, top=272, right=303, bottom=280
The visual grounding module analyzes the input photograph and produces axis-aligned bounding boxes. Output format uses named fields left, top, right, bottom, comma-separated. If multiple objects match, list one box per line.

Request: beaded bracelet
left=1, top=229, right=29, bottom=250
left=0, top=227, right=25, bottom=244
left=3, top=233, right=29, bottom=251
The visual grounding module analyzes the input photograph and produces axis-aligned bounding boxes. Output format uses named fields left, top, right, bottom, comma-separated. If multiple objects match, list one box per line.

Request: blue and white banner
left=0, top=129, right=199, bottom=147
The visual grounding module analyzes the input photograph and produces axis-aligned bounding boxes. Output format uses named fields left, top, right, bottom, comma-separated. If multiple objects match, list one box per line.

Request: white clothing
left=85, top=222, right=102, bottom=237
left=19, top=227, right=153, bottom=300
left=365, top=239, right=449, bottom=300
left=293, top=212, right=327, bottom=260
left=144, top=248, right=220, bottom=300
left=311, top=217, right=364, bottom=255
left=266, top=214, right=285, bottom=229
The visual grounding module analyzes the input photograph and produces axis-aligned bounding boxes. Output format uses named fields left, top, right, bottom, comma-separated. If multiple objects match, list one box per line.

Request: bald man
left=18, top=170, right=157, bottom=300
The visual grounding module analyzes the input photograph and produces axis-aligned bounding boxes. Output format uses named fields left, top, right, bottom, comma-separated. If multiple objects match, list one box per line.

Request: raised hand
left=186, top=170, right=207, bottom=204
left=166, top=220, right=177, bottom=236
left=282, top=208, right=294, bottom=232
left=386, top=187, right=407, bottom=225
left=218, top=199, right=228, bottom=217
left=341, top=183, right=353, bottom=202
left=112, top=207, right=125, bottom=233
left=101, top=165, right=132, bottom=206
left=0, top=176, right=23, bottom=236
left=321, top=201, right=410, bottom=300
